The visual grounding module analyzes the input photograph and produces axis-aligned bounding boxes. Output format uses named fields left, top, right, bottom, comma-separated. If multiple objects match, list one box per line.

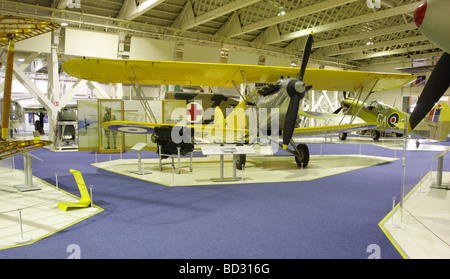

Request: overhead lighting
left=61, top=22, right=68, bottom=27
left=277, top=11, right=286, bottom=16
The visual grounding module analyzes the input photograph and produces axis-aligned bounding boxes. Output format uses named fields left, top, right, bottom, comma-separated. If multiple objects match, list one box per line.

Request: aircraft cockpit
left=367, top=100, right=390, bottom=114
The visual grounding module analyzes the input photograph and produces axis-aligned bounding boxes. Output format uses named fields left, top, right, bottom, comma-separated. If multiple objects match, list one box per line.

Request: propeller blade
left=282, top=93, right=301, bottom=149
left=333, top=107, right=343, bottom=114
left=409, top=52, right=450, bottom=130
left=298, top=32, right=313, bottom=81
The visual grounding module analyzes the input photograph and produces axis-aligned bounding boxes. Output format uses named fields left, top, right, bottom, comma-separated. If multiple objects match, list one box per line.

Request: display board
left=98, top=99, right=124, bottom=153
left=77, top=100, right=98, bottom=151
left=77, top=99, right=189, bottom=152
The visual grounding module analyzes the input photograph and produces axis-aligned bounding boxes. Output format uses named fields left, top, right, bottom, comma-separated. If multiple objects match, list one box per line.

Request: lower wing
left=101, top=120, right=248, bottom=142
left=292, top=122, right=380, bottom=138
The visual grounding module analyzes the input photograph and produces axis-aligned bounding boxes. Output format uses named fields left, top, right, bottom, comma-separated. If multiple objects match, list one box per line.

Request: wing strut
left=130, top=67, right=157, bottom=123
left=239, top=70, right=258, bottom=105
left=340, top=79, right=379, bottom=125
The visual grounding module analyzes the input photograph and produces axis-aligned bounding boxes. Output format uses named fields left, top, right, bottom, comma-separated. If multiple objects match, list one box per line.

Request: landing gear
left=236, top=154, right=246, bottom=170
left=294, top=143, right=309, bottom=168
left=371, top=129, right=381, bottom=140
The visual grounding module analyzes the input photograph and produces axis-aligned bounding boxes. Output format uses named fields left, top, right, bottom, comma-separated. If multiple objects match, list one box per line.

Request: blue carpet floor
left=0, top=140, right=448, bottom=259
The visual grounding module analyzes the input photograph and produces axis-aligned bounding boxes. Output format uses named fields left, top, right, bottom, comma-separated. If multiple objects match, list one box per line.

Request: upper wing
left=292, top=122, right=380, bottom=138
left=63, top=58, right=416, bottom=92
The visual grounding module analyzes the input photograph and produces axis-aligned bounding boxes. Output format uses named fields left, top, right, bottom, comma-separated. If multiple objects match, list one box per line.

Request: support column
left=1, top=38, right=15, bottom=140
left=47, top=30, right=61, bottom=144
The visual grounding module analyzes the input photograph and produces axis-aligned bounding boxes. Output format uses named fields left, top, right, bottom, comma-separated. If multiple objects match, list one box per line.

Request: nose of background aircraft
left=414, top=1, right=427, bottom=28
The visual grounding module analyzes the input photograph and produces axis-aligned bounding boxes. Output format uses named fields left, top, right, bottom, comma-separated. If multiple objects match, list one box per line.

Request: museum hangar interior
left=0, top=0, right=449, bottom=260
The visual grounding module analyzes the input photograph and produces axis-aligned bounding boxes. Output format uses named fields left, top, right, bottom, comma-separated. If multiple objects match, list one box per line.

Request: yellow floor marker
left=58, top=169, right=91, bottom=211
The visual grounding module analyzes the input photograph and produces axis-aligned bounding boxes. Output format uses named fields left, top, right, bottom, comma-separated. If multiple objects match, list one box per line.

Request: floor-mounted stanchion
left=53, top=172, right=62, bottom=194
left=390, top=197, right=400, bottom=228
left=15, top=208, right=32, bottom=244
left=171, top=164, right=175, bottom=186
left=87, top=185, right=99, bottom=212
left=416, top=172, right=427, bottom=193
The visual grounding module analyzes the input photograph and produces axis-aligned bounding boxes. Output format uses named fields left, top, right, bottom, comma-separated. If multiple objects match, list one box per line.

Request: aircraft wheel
left=339, top=133, right=347, bottom=140
left=371, top=129, right=380, bottom=141
left=294, top=143, right=309, bottom=168
left=236, top=154, right=246, bottom=170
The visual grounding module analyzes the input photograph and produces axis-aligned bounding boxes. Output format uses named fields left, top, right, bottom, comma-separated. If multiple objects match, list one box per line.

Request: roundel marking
left=387, top=113, right=400, bottom=128
left=108, top=124, right=154, bottom=134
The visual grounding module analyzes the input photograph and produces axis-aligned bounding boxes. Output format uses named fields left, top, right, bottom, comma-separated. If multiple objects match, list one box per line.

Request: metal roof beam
left=172, top=0, right=260, bottom=30
left=343, top=43, right=435, bottom=61
left=313, top=22, right=417, bottom=49
left=267, top=2, right=418, bottom=45
left=320, top=35, right=428, bottom=57
left=117, top=0, right=165, bottom=20
left=223, top=0, right=357, bottom=38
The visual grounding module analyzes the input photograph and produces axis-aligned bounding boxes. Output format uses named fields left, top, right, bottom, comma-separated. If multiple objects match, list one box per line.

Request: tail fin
left=213, top=106, right=225, bottom=130
left=417, top=101, right=450, bottom=141
left=225, top=99, right=247, bottom=131
left=223, top=99, right=248, bottom=143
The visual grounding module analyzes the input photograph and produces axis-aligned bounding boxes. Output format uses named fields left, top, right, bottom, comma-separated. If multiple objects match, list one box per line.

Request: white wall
left=228, top=50, right=259, bottom=65
left=360, top=62, right=441, bottom=110
left=183, top=44, right=221, bottom=63
left=65, top=28, right=119, bottom=59
left=129, top=37, right=176, bottom=60
left=16, top=32, right=51, bottom=53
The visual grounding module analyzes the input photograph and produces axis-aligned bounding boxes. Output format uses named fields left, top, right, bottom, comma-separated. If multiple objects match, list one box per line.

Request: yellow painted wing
left=292, top=122, right=381, bottom=138
left=101, top=120, right=248, bottom=142
left=63, top=58, right=416, bottom=92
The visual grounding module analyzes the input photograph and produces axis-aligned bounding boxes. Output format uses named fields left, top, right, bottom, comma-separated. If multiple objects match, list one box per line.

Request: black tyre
left=371, top=129, right=380, bottom=140
left=236, top=154, right=246, bottom=170
left=294, top=143, right=310, bottom=168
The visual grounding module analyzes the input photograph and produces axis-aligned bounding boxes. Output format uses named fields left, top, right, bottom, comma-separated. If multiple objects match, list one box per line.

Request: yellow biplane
left=0, top=16, right=59, bottom=159
left=63, top=33, right=416, bottom=169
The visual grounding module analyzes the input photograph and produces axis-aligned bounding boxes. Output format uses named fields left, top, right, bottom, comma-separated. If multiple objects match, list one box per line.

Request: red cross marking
left=187, top=103, right=202, bottom=122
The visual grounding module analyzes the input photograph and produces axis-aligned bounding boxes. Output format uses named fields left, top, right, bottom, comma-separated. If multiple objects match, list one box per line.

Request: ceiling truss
left=0, top=0, right=441, bottom=69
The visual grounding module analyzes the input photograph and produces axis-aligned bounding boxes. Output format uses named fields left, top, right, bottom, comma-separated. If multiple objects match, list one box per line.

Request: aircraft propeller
left=409, top=0, right=450, bottom=130
left=282, top=32, right=313, bottom=149
left=408, top=52, right=450, bottom=130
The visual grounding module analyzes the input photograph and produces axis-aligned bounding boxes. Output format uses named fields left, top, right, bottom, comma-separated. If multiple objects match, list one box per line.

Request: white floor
left=2, top=132, right=450, bottom=258
left=380, top=171, right=450, bottom=259
left=0, top=167, right=102, bottom=250
left=299, top=136, right=448, bottom=152
left=92, top=154, right=398, bottom=186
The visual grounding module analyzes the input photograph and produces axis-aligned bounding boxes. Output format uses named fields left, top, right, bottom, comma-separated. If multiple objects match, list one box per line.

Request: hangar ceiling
left=0, top=0, right=442, bottom=69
